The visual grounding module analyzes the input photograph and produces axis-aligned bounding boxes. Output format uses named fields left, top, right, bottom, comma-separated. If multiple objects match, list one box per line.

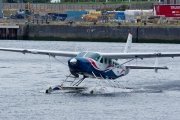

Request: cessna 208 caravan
left=1, top=33, right=180, bottom=94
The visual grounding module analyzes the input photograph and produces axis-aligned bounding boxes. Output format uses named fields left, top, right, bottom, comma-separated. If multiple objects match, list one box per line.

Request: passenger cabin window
left=112, top=61, right=119, bottom=67
left=104, top=58, right=107, bottom=64
left=100, top=57, right=113, bottom=65
left=85, top=52, right=101, bottom=61
left=115, top=62, right=119, bottom=68
left=109, top=60, right=111, bottom=65
left=76, top=52, right=87, bottom=57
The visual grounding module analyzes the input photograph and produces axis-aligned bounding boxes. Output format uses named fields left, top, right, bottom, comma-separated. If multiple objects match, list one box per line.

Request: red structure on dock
left=154, top=4, right=180, bottom=17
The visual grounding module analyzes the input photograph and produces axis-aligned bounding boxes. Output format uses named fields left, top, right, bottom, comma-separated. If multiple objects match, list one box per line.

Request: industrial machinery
left=15, top=2, right=32, bottom=19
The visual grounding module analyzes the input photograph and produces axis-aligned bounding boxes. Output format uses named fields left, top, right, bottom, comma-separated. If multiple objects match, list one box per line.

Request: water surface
left=1, top=40, right=180, bottom=120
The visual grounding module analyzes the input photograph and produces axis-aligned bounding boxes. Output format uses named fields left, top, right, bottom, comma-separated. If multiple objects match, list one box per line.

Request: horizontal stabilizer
left=126, top=65, right=168, bottom=69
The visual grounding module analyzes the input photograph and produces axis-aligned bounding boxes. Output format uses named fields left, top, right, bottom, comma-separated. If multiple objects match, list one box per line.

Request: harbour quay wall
left=18, top=25, right=180, bottom=43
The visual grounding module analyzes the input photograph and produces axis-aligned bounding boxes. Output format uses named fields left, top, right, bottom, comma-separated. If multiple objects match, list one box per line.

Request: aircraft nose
left=70, top=58, right=78, bottom=65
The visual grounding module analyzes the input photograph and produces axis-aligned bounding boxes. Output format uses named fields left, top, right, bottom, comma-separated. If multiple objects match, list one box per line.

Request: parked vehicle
left=15, top=9, right=32, bottom=19
left=47, top=13, right=67, bottom=21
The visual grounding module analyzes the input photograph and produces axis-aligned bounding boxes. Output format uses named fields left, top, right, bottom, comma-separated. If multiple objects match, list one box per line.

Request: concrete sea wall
left=18, top=25, right=180, bottom=43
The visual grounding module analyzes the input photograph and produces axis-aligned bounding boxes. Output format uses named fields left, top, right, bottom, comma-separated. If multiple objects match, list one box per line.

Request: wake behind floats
left=1, top=33, right=180, bottom=94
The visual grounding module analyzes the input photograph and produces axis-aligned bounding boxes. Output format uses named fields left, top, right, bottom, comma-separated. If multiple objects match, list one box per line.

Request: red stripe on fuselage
left=120, top=69, right=125, bottom=74
left=88, top=58, right=100, bottom=70
left=106, top=65, right=113, bottom=69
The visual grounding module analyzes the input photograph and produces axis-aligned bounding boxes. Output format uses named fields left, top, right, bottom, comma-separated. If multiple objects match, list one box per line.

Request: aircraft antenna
left=48, top=54, right=51, bottom=68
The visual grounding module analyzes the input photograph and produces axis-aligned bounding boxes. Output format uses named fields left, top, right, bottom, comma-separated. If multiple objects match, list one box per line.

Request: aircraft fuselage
left=68, top=52, right=129, bottom=79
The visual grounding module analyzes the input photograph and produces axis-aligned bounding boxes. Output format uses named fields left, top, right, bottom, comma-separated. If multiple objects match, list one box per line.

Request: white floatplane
left=1, top=33, right=180, bottom=94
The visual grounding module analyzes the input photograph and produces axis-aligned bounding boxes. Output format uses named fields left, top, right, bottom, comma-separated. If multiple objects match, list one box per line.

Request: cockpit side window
left=100, top=58, right=103, bottom=63
left=96, top=55, right=101, bottom=61
left=76, top=52, right=87, bottom=57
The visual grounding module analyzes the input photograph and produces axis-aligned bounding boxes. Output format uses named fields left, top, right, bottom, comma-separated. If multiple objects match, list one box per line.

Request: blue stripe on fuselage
left=68, top=57, right=123, bottom=79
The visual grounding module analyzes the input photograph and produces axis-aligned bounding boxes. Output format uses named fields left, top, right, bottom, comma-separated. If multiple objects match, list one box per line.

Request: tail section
left=124, top=33, right=132, bottom=53
left=118, top=33, right=132, bottom=64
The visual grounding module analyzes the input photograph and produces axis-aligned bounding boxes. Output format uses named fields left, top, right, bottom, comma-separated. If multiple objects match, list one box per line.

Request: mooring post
left=136, top=27, right=139, bottom=43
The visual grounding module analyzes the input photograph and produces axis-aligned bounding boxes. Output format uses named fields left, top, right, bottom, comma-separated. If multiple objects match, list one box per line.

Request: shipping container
left=115, top=12, right=125, bottom=20
left=124, top=10, right=139, bottom=22
left=107, top=11, right=125, bottom=20
left=89, top=11, right=101, bottom=15
left=142, top=10, right=153, bottom=16
left=66, top=11, right=89, bottom=21
left=154, top=4, right=180, bottom=17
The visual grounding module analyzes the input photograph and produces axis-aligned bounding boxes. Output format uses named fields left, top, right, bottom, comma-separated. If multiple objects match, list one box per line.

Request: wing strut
left=154, top=58, right=159, bottom=73
left=73, top=76, right=86, bottom=86
left=120, top=58, right=136, bottom=66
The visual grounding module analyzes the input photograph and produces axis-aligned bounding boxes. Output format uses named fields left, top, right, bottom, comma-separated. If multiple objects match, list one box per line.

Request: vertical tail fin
left=124, top=33, right=132, bottom=53
left=118, top=33, right=133, bottom=64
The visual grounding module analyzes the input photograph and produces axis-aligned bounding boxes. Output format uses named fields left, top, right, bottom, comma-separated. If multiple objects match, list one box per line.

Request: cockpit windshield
left=76, top=52, right=87, bottom=57
left=85, top=52, right=101, bottom=61
left=76, top=52, right=101, bottom=61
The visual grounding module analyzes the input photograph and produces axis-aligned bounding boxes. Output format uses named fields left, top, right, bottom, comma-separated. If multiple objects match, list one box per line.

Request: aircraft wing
left=0, top=47, right=79, bottom=57
left=101, top=52, right=180, bottom=59
left=126, top=65, right=168, bottom=69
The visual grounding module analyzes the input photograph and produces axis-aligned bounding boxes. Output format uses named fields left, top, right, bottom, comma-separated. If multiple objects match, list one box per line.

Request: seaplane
left=1, top=33, right=180, bottom=94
